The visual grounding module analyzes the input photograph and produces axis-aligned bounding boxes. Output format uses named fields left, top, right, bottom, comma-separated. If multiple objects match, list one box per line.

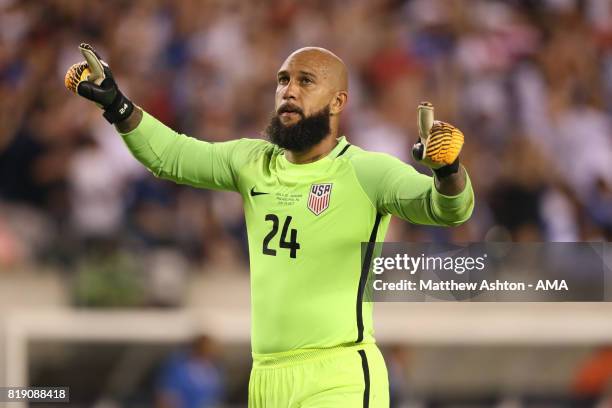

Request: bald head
left=285, top=47, right=348, bottom=92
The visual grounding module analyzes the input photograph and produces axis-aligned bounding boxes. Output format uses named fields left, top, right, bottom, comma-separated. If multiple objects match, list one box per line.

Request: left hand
left=412, top=102, right=464, bottom=170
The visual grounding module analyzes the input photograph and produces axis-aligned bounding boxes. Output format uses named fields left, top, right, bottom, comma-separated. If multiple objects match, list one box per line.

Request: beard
left=265, top=105, right=331, bottom=152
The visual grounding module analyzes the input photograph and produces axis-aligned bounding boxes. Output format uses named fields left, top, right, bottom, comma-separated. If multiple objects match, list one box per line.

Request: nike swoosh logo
left=250, top=187, right=269, bottom=197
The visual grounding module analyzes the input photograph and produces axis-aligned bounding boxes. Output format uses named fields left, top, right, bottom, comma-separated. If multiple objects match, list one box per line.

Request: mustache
left=277, top=104, right=305, bottom=117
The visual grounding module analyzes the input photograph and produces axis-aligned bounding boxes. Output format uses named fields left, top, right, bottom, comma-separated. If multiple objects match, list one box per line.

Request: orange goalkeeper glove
left=412, top=102, right=464, bottom=178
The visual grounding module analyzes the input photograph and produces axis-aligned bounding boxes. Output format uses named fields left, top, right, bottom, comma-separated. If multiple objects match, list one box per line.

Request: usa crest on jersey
left=307, top=183, right=332, bottom=215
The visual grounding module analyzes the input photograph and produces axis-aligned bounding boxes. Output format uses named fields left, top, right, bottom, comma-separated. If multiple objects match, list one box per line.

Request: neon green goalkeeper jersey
left=121, top=111, right=474, bottom=354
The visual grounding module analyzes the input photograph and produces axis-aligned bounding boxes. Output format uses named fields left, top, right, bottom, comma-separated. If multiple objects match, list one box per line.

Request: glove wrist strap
left=433, top=158, right=460, bottom=179
left=102, top=91, right=134, bottom=124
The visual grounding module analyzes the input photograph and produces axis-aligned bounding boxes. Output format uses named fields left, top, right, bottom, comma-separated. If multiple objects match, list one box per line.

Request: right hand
left=64, top=43, right=134, bottom=124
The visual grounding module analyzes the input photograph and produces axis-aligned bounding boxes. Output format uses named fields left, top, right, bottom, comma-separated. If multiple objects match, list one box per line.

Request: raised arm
left=383, top=162, right=473, bottom=226
left=64, top=43, right=263, bottom=192
left=352, top=153, right=474, bottom=226
left=117, top=109, right=261, bottom=191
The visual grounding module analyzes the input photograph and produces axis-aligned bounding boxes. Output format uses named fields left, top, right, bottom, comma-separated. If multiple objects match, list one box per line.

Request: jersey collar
left=278, top=136, right=349, bottom=171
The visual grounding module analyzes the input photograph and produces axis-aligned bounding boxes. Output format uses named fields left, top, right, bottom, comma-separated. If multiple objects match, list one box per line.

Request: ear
left=329, top=91, right=348, bottom=115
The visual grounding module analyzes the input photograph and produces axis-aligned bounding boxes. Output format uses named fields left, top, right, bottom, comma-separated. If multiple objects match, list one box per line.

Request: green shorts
left=248, top=343, right=389, bottom=407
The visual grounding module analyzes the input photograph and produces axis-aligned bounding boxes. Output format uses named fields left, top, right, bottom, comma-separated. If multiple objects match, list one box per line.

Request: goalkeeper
left=66, top=44, right=474, bottom=407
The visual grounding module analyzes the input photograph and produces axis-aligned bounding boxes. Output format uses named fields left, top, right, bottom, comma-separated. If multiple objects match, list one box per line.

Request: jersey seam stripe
left=356, top=212, right=382, bottom=343
left=336, top=143, right=351, bottom=157
left=358, top=349, right=370, bottom=408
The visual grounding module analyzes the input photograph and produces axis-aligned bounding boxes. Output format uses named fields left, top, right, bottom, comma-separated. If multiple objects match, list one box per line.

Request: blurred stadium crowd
left=1, top=0, right=611, bottom=292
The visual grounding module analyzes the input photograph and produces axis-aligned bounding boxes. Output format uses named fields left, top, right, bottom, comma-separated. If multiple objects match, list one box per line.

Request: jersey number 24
left=262, top=214, right=301, bottom=259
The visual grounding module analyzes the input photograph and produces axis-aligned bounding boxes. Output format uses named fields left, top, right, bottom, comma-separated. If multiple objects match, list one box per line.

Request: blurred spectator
left=386, top=344, right=412, bottom=408
left=156, top=335, right=225, bottom=408
left=572, top=345, right=612, bottom=405
left=587, top=177, right=612, bottom=240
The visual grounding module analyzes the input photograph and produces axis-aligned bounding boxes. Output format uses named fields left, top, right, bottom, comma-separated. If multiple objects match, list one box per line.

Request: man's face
left=274, top=52, right=336, bottom=127
left=264, top=51, right=340, bottom=152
